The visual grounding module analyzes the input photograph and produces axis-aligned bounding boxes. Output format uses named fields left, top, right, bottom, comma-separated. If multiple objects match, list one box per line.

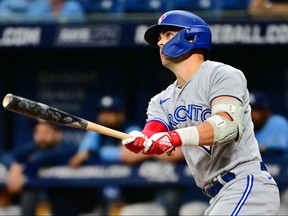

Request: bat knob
left=2, top=93, right=13, bottom=108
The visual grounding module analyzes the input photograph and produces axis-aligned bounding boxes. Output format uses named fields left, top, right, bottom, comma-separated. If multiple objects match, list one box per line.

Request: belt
left=203, top=162, right=268, bottom=198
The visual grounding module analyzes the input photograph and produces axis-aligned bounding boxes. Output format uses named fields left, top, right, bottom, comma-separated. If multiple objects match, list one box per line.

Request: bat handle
left=86, top=121, right=174, bottom=156
left=86, top=121, right=130, bottom=140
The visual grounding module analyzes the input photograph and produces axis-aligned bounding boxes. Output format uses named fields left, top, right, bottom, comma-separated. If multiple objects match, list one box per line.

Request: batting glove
left=122, top=130, right=148, bottom=153
left=143, top=131, right=182, bottom=155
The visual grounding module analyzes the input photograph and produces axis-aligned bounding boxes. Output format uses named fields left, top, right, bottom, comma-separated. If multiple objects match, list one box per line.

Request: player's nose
left=157, top=38, right=164, bottom=48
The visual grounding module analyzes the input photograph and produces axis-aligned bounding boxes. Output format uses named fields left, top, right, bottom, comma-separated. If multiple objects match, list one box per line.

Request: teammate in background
left=69, top=95, right=144, bottom=167
left=250, top=91, right=288, bottom=215
left=249, top=90, right=288, bottom=215
left=26, top=0, right=85, bottom=21
left=154, top=149, right=209, bottom=216
left=248, top=0, right=288, bottom=16
left=0, top=0, right=33, bottom=17
left=0, top=0, right=84, bottom=21
left=0, top=120, right=80, bottom=216
left=69, top=95, right=166, bottom=216
left=122, top=10, right=280, bottom=215
left=249, top=90, right=288, bottom=158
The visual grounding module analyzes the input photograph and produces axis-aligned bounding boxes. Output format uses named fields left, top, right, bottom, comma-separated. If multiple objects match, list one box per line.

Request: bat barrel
left=2, top=93, right=132, bottom=143
left=2, top=93, right=88, bottom=130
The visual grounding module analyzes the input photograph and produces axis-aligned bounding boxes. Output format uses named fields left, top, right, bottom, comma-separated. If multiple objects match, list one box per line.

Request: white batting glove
left=122, top=130, right=148, bottom=153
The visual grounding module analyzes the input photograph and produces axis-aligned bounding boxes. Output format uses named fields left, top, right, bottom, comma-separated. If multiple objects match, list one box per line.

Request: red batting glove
left=143, top=131, right=182, bottom=155
left=122, top=131, right=148, bottom=153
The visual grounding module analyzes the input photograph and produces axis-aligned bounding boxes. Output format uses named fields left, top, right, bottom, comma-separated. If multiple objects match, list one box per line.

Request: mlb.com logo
left=158, top=13, right=167, bottom=24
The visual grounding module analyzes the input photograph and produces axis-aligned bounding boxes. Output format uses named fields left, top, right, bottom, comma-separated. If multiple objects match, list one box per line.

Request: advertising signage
left=0, top=21, right=287, bottom=48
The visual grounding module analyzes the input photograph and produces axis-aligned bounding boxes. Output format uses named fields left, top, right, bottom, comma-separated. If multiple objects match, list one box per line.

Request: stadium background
left=0, top=0, right=287, bottom=214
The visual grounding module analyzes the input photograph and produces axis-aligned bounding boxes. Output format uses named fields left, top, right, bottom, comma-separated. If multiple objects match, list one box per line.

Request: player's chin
left=161, top=59, right=169, bottom=67
left=160, top=54, right=170, bottom=63
left=161, top=56, right=174, bottom=68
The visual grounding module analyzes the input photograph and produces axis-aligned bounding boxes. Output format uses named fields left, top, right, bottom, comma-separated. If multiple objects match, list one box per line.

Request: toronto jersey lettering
left=146, top=60, right=262, bottom=188
left=168, top=103, right=211, bottom=128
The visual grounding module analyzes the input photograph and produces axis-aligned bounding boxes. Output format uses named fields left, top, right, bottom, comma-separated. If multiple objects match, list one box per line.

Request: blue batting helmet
left=144, top=10, right=212, bottom=58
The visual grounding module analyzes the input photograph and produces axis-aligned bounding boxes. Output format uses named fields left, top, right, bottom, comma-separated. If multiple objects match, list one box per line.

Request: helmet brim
left=144, top=24, right=184, bottom=46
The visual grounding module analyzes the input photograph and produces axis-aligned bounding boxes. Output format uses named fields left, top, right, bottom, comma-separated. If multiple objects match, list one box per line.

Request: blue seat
left=123, top=0, right=167, bottom=13
left=166, top=0, right=250, bottom=11
left=165, top=0, right=200, bottom=11
left=79, top=0, right=250, bottom=14
left=80, top=0, right=124, bottom=14
left=220, top=0, right=250, bottom=10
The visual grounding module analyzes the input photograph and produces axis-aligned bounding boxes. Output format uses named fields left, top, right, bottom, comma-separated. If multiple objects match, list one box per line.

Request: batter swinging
left=122, top=10, right=280, bottom=215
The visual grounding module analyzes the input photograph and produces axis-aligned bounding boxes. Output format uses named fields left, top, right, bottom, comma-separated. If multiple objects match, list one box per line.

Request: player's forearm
left=174, top=122, right=213, bottom=147
left=176, top=112, right=233, bottom=147
left=196, top=122, right=214, bottom=146
left=154, top=147, right=184, bottom=162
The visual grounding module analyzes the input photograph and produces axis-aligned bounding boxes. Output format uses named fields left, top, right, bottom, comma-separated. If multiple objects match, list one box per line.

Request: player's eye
left=165, top=31, right=175, bottom=38
left=157, top=30, right=178, bottom=43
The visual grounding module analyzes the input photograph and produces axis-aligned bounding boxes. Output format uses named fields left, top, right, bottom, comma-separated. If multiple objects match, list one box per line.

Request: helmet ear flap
left=162, top=26, right=211, bottom=59
left=162, top=29, right=192, bottom=58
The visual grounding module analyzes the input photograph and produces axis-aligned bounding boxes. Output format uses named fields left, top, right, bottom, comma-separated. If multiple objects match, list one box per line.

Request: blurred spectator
left=0, top=0, right=33, bottom=18
left=249, top=90, right=288, bottom=215
left=154, top=149, right=209, bottom=216
left=26, top=0, right=85, bottom=21
left=69, top=95, right=166, bottom=215
left=249, top=90, right=288, bottom=158
left=69, top=95, right=142, bottom=167
left=0, top=120, right=81, bottom=215
left=248, top=0, right=288, bottom=16
left=153, top=149, right=185, bottom=216
left=0, top=0, right=84, bottom=21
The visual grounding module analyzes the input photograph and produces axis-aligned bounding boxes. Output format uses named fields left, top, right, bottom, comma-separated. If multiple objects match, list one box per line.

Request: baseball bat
left=2, top=93, right=174, bottom=156
left=2, top=93, right=130, bottom=140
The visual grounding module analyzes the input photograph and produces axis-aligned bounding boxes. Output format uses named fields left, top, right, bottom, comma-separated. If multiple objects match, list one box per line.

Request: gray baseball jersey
left=146, top=60, right=262, bottom=188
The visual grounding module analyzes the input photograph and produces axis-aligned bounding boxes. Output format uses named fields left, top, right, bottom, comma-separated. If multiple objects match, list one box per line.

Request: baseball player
left=122, top=10, right=280, bottom=215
